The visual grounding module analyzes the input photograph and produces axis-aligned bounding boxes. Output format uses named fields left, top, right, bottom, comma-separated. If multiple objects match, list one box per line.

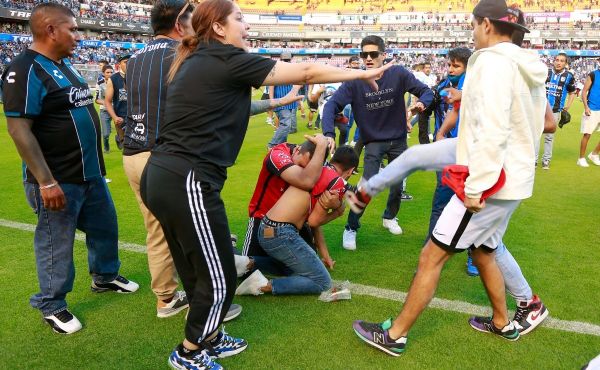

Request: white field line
left=2, top=218, right=600, bottom=337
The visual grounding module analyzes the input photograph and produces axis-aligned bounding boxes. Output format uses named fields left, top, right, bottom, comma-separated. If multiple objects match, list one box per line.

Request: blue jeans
left=24, top=177, right=120, bottom=316
left=258, top=222, right=331, bottom=295
left=268, top=108, right=296, bottom=147
left=495, top=241, right=532, bottom=301
left=99, top=110, right=112, bottom=151
left=346, top=139, right=408, bottom=231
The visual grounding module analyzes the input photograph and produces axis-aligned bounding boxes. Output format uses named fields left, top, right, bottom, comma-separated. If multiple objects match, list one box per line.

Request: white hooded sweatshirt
left=456, top=42, right=547, bottom=200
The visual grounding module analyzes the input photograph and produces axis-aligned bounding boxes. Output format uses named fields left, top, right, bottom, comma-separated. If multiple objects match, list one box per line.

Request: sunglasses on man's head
left=359, top=51, right=381, bottom=59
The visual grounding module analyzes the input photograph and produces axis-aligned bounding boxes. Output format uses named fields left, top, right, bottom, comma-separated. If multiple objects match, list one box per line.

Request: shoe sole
left=353, top=328, right=403, bottom=357
left=468, top=321, right=520, bottom=341
left=342, top=244, right=356, bottom=251
left=519, top=308, right=549, bottom=335
left=383, top=226, right=403, bottom=235
left=213, top=343, right=248, bottom=359
left=157, top=303, right=190, bottom=318
left=223, top=306, right=243, bottom=322
left=91, top=286, right=135, bottom=294
left=466, top=271, right=480, bottom=277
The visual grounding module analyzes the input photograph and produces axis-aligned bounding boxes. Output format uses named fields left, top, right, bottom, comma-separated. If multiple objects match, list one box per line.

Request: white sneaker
left=234, top=255, right=250, bottom=277
left=157, top=291, right=189, bottom=318
left=577, top=158, right=590, bottom=167
left=588, top=152, right=600, bottom=166
left=349, top=141, right=356, bottom=147
left=44, top=309, right=82, bottom=334
left=382, top=218, right=403, bottom=235
left=235, top=270, right=268, bottom=295
left=342, top=228, right=357, bottom=251
left=105, top=178, right=112, bottom=183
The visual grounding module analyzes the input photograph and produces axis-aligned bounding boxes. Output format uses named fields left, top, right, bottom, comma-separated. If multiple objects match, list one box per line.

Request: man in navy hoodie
left=322, top=35, right=433, bottom=251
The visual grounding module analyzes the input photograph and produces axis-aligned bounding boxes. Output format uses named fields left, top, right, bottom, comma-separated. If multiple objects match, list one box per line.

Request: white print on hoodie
left=456, top=42, right=548, bottom=200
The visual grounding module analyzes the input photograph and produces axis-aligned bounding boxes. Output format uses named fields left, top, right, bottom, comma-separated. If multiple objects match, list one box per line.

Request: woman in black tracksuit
left=140, top=0, right=390, bottom=367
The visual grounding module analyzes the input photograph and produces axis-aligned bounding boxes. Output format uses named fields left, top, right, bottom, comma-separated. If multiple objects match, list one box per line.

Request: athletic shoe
left=468, top=316, right=520, bottom=341
left=230, top=234, right=238, bottom=248
left=157, top=291, right=189, bottom=318
left=588, top=152, right=600, bottom=166
left=577, top=158, right=590, bottom=167
left=203, top=329, right=248, bottom=359
left=382, top=218, right=403, bottom=235
left=223, top=304, right=242, bottom=322
left=352, top=318, right=407, bottom=357
left=235, top=270, right=268, bottom=295
left=91, top=275, right=139, bottom=293
left=342, top=228, right=357, bottom=251
left=400, top=192, right=413, bottom=201
left=105, top=178, right=112, bottom=183
left=234, top=255, right=250, bottom=277
left=349, top=141, right=356, bottom=147
left=168, top=345, right=222, bottom=370
left=43, top=309, right=82, bottom=334
left=466, top=255, right=479, bottom=277
left=541, top=161, right=550, bottom=170
left=513, top=294, right=549, bottom=335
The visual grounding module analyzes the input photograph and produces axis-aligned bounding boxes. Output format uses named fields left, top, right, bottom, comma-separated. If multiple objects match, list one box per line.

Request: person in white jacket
left=352, top=0, right=548, bottom=356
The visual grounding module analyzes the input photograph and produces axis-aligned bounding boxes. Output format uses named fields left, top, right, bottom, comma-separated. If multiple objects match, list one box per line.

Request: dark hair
left=29, top=3, right=75, bottom=39
left=151, top=0, right=194, bottom=36
left=98, top=59, right=108, bottom=65
left=331, top=145, right=359, bottom=171
left=298, top=140, right=317, bottom=159
left=556, top=52, right=569, bottom=64
left=102, top=65, right=114, bottom=72
left=360, top=35, right=385, bottom=52
left=473, top=16, right=514, bottom=38
left=167, top=0, right=235, bottom=83
left=447, top=47, right=471, bottom=67
left=510, top=6, right=527, bottom=46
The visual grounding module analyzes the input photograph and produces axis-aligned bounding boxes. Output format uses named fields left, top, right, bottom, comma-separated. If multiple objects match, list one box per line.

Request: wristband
left=39, top=182, right=58, bottom=190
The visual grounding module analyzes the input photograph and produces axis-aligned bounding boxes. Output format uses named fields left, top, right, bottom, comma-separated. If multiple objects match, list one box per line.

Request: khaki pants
left=123, top=151, right=178, bottom=300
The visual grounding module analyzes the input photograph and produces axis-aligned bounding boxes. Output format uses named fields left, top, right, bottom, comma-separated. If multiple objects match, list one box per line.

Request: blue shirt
left=322, top=65, right=433, bottom=144
left=588, top=70, right=600, bottom=111
left=1, top=49, right=105, bottom=183
left=272, top=84, right=297, bottom=112
left=546, top=68, right=575, bottom=112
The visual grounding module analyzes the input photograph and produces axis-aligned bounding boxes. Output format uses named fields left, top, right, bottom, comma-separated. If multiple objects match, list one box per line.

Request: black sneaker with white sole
left=91, top=275, right=139, bottom=293
left=44, top=309, right=82, bottom=334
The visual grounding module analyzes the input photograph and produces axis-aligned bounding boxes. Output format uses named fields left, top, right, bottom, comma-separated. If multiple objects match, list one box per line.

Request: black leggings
left=141, top=161, right=236, bottom=344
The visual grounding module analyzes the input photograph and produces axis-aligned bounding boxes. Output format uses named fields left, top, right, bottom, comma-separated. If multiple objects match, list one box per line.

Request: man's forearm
left=7, top=121, right=54, bottom=185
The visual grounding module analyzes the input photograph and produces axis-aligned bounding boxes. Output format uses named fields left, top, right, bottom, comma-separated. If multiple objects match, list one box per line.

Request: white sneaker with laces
left=588, top=152, right=600, bottom=166
left=382, top=218, right=403, bottom=235
left=342, top=228, right=357, bottom=251
left=577, top=158, right=590, bottom=167
left=234, top=255, right=250, bottom=277
left=235, top=270, right=268, bottom=295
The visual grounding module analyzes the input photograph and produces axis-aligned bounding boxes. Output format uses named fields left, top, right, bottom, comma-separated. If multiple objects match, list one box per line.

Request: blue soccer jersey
left=546, top=68, right=575, bottom=113
left=1, top=49, right=105, bottom=183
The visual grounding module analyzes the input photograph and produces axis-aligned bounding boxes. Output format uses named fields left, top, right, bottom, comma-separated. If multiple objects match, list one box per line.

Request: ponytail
left=167, top=35, right=200, bottom=84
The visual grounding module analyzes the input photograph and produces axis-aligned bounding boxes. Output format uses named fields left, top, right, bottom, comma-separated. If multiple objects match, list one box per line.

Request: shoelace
left=115, top=275, right=128, bottom=284
left=191, top=351, right=217, bottom=368
left=54, top=310, right=74, bottom=322
left=513, top=306, right=527, bottom=323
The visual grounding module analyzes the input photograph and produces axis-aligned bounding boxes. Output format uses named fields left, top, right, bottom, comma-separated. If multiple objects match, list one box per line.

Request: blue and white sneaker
left=353, top=318, right=407, bottom=356
left=466, top=255, right=479, bottom=276
left=203, top=329, right=248, bottom=359
left=168, top=345, right=222, bottom=370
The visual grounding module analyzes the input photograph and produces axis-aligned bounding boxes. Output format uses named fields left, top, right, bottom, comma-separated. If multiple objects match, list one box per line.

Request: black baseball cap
left=472, top=0, right=530, bottom=34
left=117, top=53, right=131, bottom=62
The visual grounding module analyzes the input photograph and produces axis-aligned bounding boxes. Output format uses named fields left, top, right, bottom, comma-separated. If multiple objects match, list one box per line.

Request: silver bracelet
left=39, top=182, right=58, bottom=190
